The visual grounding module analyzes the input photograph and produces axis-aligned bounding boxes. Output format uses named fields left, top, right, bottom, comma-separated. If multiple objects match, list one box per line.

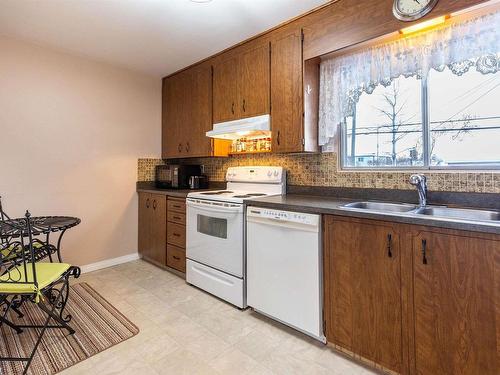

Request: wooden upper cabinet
left=271, top=28, right=304, bottom=153
left=213, top=54, right=239, bottom=123
left=162, top=75, right=183, bottom=159
left=324, top=216, right=403, bottom=374
left=411, top=230, right=500, bottom=375
left=162, top=61, right=229, bottom=158
left=213, top=40, right=270, bottom=123
left=238, top=41, right=270, bottom=118
left=186, top=62, right=213, bottom=157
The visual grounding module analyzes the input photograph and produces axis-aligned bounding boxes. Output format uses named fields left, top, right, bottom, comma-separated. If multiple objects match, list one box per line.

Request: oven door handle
left=187, top=199, right=243, bottom=214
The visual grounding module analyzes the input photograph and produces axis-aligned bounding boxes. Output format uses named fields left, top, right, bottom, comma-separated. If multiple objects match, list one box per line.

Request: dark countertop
left=136, top=181, right=225, bottom=198
left=244, top=194, right=500, bottom=235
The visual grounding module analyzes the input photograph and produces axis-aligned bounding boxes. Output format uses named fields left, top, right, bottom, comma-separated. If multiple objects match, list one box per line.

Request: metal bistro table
left=0, top=216, right=81, bottom=263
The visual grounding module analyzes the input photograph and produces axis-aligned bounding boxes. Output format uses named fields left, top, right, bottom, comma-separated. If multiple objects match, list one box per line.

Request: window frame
left=340, top=75, right=500, bottom=171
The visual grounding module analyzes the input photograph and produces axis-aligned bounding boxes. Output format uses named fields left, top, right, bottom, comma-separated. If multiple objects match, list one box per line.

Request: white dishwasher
left=246, top=206, right=325, bottom=343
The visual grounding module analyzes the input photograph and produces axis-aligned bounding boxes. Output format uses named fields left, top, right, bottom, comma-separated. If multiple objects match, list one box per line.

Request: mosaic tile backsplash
left=138, top=154, right=500, bottom=193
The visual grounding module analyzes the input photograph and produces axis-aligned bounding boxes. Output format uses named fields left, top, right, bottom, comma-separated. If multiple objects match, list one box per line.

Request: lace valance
left=318, top=11, right=500, bottom=148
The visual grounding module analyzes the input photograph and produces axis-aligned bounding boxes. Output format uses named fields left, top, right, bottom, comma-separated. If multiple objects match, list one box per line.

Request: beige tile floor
left=60, top=260, right=379, bottom=375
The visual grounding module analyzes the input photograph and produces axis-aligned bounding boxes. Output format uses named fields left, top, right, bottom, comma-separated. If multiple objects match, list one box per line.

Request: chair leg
left=0, top=298, right=23, bottom=334
left=37, top=299, right=75, bottom=335
left=0, top=315, right=23, bottom=334
left=12, top=306, right=24, bottom=319
left=21, top=298, right=57, bottom=375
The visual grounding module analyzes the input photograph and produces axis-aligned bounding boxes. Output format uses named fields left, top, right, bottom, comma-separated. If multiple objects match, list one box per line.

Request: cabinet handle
left=186, top=142, right=190, bottom=152
left=173, top=233, right=180, bottom=237
left=173, top=216, right=181, bottom=220
left=387, top=234, right=393, bottom=258
left=421, top=239, right=428, bottom=265
left=231, top=102, right=235, bottom=115
left=178, top=143, right=182, bottom=153
left=153, top=199, right=157, bottom=210
left=242, top=99, right=246, bottom=112
left=146, top=198, right=150, bottom=209
left=277, top=130, right=281, bottom=146
left=173, top=256, right=181, bottom=261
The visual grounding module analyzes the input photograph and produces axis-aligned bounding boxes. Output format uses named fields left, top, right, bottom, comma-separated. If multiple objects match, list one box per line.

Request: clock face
left=393, top=0, right=439, bottom=21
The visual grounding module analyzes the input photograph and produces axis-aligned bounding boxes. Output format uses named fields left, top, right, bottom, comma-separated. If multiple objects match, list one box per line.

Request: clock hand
left=414, top=0, right=421, bottom=3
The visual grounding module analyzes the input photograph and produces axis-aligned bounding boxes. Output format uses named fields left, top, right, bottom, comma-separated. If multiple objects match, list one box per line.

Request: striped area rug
left=0, top=283, right=139, bottom=375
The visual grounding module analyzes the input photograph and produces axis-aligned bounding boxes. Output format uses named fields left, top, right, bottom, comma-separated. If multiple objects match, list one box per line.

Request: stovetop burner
left=200, top=190, right=234, bottom=195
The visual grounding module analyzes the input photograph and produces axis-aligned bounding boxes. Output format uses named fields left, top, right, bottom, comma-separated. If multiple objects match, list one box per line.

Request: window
left=342, top=69, right=500, bottom=169
left=319, top=10, right=500, bottom=170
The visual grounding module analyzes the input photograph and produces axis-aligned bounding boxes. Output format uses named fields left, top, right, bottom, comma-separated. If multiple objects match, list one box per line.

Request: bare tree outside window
left=343, top=68, right=500, bottom=169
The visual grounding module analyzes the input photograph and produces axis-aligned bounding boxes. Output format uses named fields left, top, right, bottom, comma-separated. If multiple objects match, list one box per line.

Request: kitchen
left=1, top=0, right=499, bottom=374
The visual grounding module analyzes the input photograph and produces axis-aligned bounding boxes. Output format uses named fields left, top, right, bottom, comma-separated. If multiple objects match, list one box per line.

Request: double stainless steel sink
left=342, top=201, right=500, bottom=223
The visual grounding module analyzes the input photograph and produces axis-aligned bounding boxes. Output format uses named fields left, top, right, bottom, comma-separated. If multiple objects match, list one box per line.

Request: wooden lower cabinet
left=323, top=215, right=500, bottom=375
left=411, top=229, right=500, bottom=375
left=138, top=192, right=167, bottom=267
left=138, top=193, right=187, bottom=273
left=323, top=216, right=403, bottom=373
left=166, top=197, right=187, bottom=273
left=166, top=244, right=186, bottom=273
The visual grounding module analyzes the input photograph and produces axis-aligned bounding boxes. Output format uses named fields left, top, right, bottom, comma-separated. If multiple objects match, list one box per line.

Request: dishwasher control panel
left=247, top=207, right=319, bottom=225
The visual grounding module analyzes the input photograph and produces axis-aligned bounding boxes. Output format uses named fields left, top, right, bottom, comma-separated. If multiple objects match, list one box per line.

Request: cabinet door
left=213, top=55, right=239, bottom=123
left=148, top=194, right=167, bottom=266
left=271, top=29, right=304, bottom=152
left=412, top=231, right=500, bottom=375
left=238, top=41, right=270, bottom=118
left=324, top=216, right=403, bottom=373
left=162, top=75, right=185, bottom=158
left=138, top=192, right=151, bottom=259
left=187, top=63, right=213, bottom=157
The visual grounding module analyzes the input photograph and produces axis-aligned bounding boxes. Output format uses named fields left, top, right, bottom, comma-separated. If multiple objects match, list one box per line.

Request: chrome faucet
left=409, top=174, right=427, bottom=208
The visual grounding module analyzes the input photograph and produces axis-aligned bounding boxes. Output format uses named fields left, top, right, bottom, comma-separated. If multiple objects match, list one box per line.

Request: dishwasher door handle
left=247, top=216, right=319, bottom=233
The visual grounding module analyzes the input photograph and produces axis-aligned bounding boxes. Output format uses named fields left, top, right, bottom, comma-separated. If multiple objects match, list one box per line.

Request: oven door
left=186, top=198, right=244, bottom=278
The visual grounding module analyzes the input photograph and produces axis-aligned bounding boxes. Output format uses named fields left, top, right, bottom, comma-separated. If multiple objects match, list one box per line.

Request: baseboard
left=80, top=252, right=140, bottom=274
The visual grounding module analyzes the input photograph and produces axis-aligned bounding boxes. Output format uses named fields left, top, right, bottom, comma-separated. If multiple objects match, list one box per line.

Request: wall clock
left=393, top=0, right=440, bottom=22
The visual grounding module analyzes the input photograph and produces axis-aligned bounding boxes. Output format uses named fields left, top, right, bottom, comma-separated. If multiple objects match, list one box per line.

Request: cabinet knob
left=242, top=99, right=246, bottom=112
left=277, top=130, right=281, bottom=146
left=178, top=143, right=182, bottom=153
left=173, top=256, right=181, bottom=261
left=153, top=199, right=157, bottom=210
left=146, top=198, right=150, bottom=209
left=231, top=102, right=235, bottom=115
left=186, top=142, right=190, bottom=152
left=387, top=234, right=393, bottom=258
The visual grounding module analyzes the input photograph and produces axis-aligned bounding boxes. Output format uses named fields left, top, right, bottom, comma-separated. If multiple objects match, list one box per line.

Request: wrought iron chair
left=0, top=197, right=59, bottom=263
left=0, top=211, right=81, bottom=375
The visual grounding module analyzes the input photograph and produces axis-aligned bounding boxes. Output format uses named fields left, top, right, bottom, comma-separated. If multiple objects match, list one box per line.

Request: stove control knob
left=267, top=170, right=272, bottom=177
left=273, top=170, right=279, bottom=177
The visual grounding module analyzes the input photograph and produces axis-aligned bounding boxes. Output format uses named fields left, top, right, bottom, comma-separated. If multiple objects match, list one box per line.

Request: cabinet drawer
left=167, top=222, right=186, bottom=248
left=167, top=245, right=186, bottom=273
left=167, top=199, right=186, bottom=214
left=167, top=211, right=186, bottom=225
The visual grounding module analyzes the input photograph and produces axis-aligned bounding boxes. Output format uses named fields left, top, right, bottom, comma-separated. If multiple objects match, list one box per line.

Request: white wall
left=0, top=36, right=161, bottom=267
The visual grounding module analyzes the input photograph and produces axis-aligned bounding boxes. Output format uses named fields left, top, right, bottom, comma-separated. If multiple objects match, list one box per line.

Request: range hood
left=206, top=114, right=271, bottom=140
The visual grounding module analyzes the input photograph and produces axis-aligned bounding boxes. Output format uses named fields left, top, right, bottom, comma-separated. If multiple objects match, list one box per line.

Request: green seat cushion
left=1, top=242, right=45, bottom=260
left=0, top=262, right=71, bottom=295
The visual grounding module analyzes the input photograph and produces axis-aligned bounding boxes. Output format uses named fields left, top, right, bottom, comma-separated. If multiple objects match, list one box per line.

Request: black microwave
left=155, top=165, right=202, bottom=189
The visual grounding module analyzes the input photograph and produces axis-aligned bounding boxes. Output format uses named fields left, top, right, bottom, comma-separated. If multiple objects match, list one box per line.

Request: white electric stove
left=185, top=166, right=286, bottom=308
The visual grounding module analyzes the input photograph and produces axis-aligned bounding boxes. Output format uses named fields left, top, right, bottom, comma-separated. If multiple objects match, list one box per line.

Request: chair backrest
left=0, top=211, right=39, bottom=295
left=0, top=196, right=10, bottom=222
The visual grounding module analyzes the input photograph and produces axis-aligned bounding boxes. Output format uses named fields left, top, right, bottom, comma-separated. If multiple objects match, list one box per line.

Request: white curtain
left=318, top=11, right=500, bottom=149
